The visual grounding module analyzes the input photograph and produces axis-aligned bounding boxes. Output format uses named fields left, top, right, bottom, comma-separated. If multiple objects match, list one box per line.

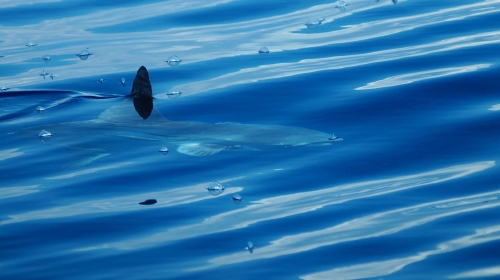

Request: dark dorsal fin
left=130, top=66, right=152, bottom=99
left=130, top=66, right=153, bottom=119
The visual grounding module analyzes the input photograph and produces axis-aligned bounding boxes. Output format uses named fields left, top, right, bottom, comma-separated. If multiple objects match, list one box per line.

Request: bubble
left=166, top=55, right=181, bottom=66
left=232, top=194, right=243, bottom=204
left=36, top=106, right=45, bottom=112
left=159, top=147, right=169, bottom=155
left=38, top=130, right=52, bottom=142
left=166, top=87, right=182, bottom=99
left=76, top=49, right=93, bottom=60
left=336, top=0, right=348, bottom=10
left=207, top=181, right=224, bottom=196
left=328, top=133, right=343, bottom=141
left=258, top=47, right=270, bottom=54
left=42, top=55, right=51, bottom=62
left=245, top=241, right=254, bottom=253
left=305, top=19, right=320, bottom=29
left=26, top=41, right=37, bottom=48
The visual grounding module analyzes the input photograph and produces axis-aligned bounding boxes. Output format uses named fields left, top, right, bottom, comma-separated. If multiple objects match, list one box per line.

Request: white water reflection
left=46, top=162, right=132, bottom=179
left=0, top=185, right=40, bottom=200
left=75, top=161, right=493, bottom=251
left=355, top=64, right=490, bottom=90
left=301, top=225, right=500, bottom=280
left=0, top=0, right=60, bottom=8
left=0, top=148, right=23, bottom=161
left=489, top=104, right=500, bottom=111
left=450, top=265, right=500, bottom=279
left=1, top=178, right=242, bottom=225
left=200, top=189, right=500, bottom=271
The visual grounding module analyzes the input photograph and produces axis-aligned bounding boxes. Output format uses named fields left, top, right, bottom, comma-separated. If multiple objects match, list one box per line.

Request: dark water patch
left=158, top=35, right=499, bottom=127
left=0, top=64, right=31, bottom=78
left=0, top=89, right=74, bottom=98
left=158, top=82, right=296, bottom=124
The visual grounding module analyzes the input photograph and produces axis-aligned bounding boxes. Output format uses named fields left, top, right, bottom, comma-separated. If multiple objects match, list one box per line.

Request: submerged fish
left=10, top=66, right=341, bottom=164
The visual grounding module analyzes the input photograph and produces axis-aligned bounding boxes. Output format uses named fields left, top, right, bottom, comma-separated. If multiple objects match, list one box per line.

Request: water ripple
left=0, top=148, right=23, bottom=161
left=74, top=161, right=493, bottom=252
left=200, top=189, right=500, bottom=272
left=302, top=225, right=500, bottom=280
left=355, top=64, right=491, bottom=90
left=157, top=32, right=500, bottom=98
left=0, top=185, right=40, bottom=200
left=2, top=1, right=499, bottom=89
left=1, top=178, right=243, bottom=226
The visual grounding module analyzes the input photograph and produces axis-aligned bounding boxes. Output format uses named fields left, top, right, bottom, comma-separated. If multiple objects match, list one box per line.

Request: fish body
left=10, top=66, right=341, bottom=160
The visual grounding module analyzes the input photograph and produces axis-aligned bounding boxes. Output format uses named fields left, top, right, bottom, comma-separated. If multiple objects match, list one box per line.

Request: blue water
left=1, top=0, right=500, bottom=279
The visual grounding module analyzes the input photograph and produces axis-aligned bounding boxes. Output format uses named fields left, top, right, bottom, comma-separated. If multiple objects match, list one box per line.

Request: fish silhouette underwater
left=10, top=66, right=342, bottom=164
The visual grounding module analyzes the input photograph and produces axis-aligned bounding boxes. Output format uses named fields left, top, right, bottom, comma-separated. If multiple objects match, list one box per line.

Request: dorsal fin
left=130, top=66, right=152, bottom=99
left=129, top=66, right=153, bottom=119
left=97, top=66, right=170, bottom=126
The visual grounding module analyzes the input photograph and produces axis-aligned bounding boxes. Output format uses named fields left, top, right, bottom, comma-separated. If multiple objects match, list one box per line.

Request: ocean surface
left=1, top=0, right=500, bottom=279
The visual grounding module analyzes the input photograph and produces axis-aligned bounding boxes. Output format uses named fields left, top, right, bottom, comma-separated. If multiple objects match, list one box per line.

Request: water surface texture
left=1, top=1, right=500, bottom=279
